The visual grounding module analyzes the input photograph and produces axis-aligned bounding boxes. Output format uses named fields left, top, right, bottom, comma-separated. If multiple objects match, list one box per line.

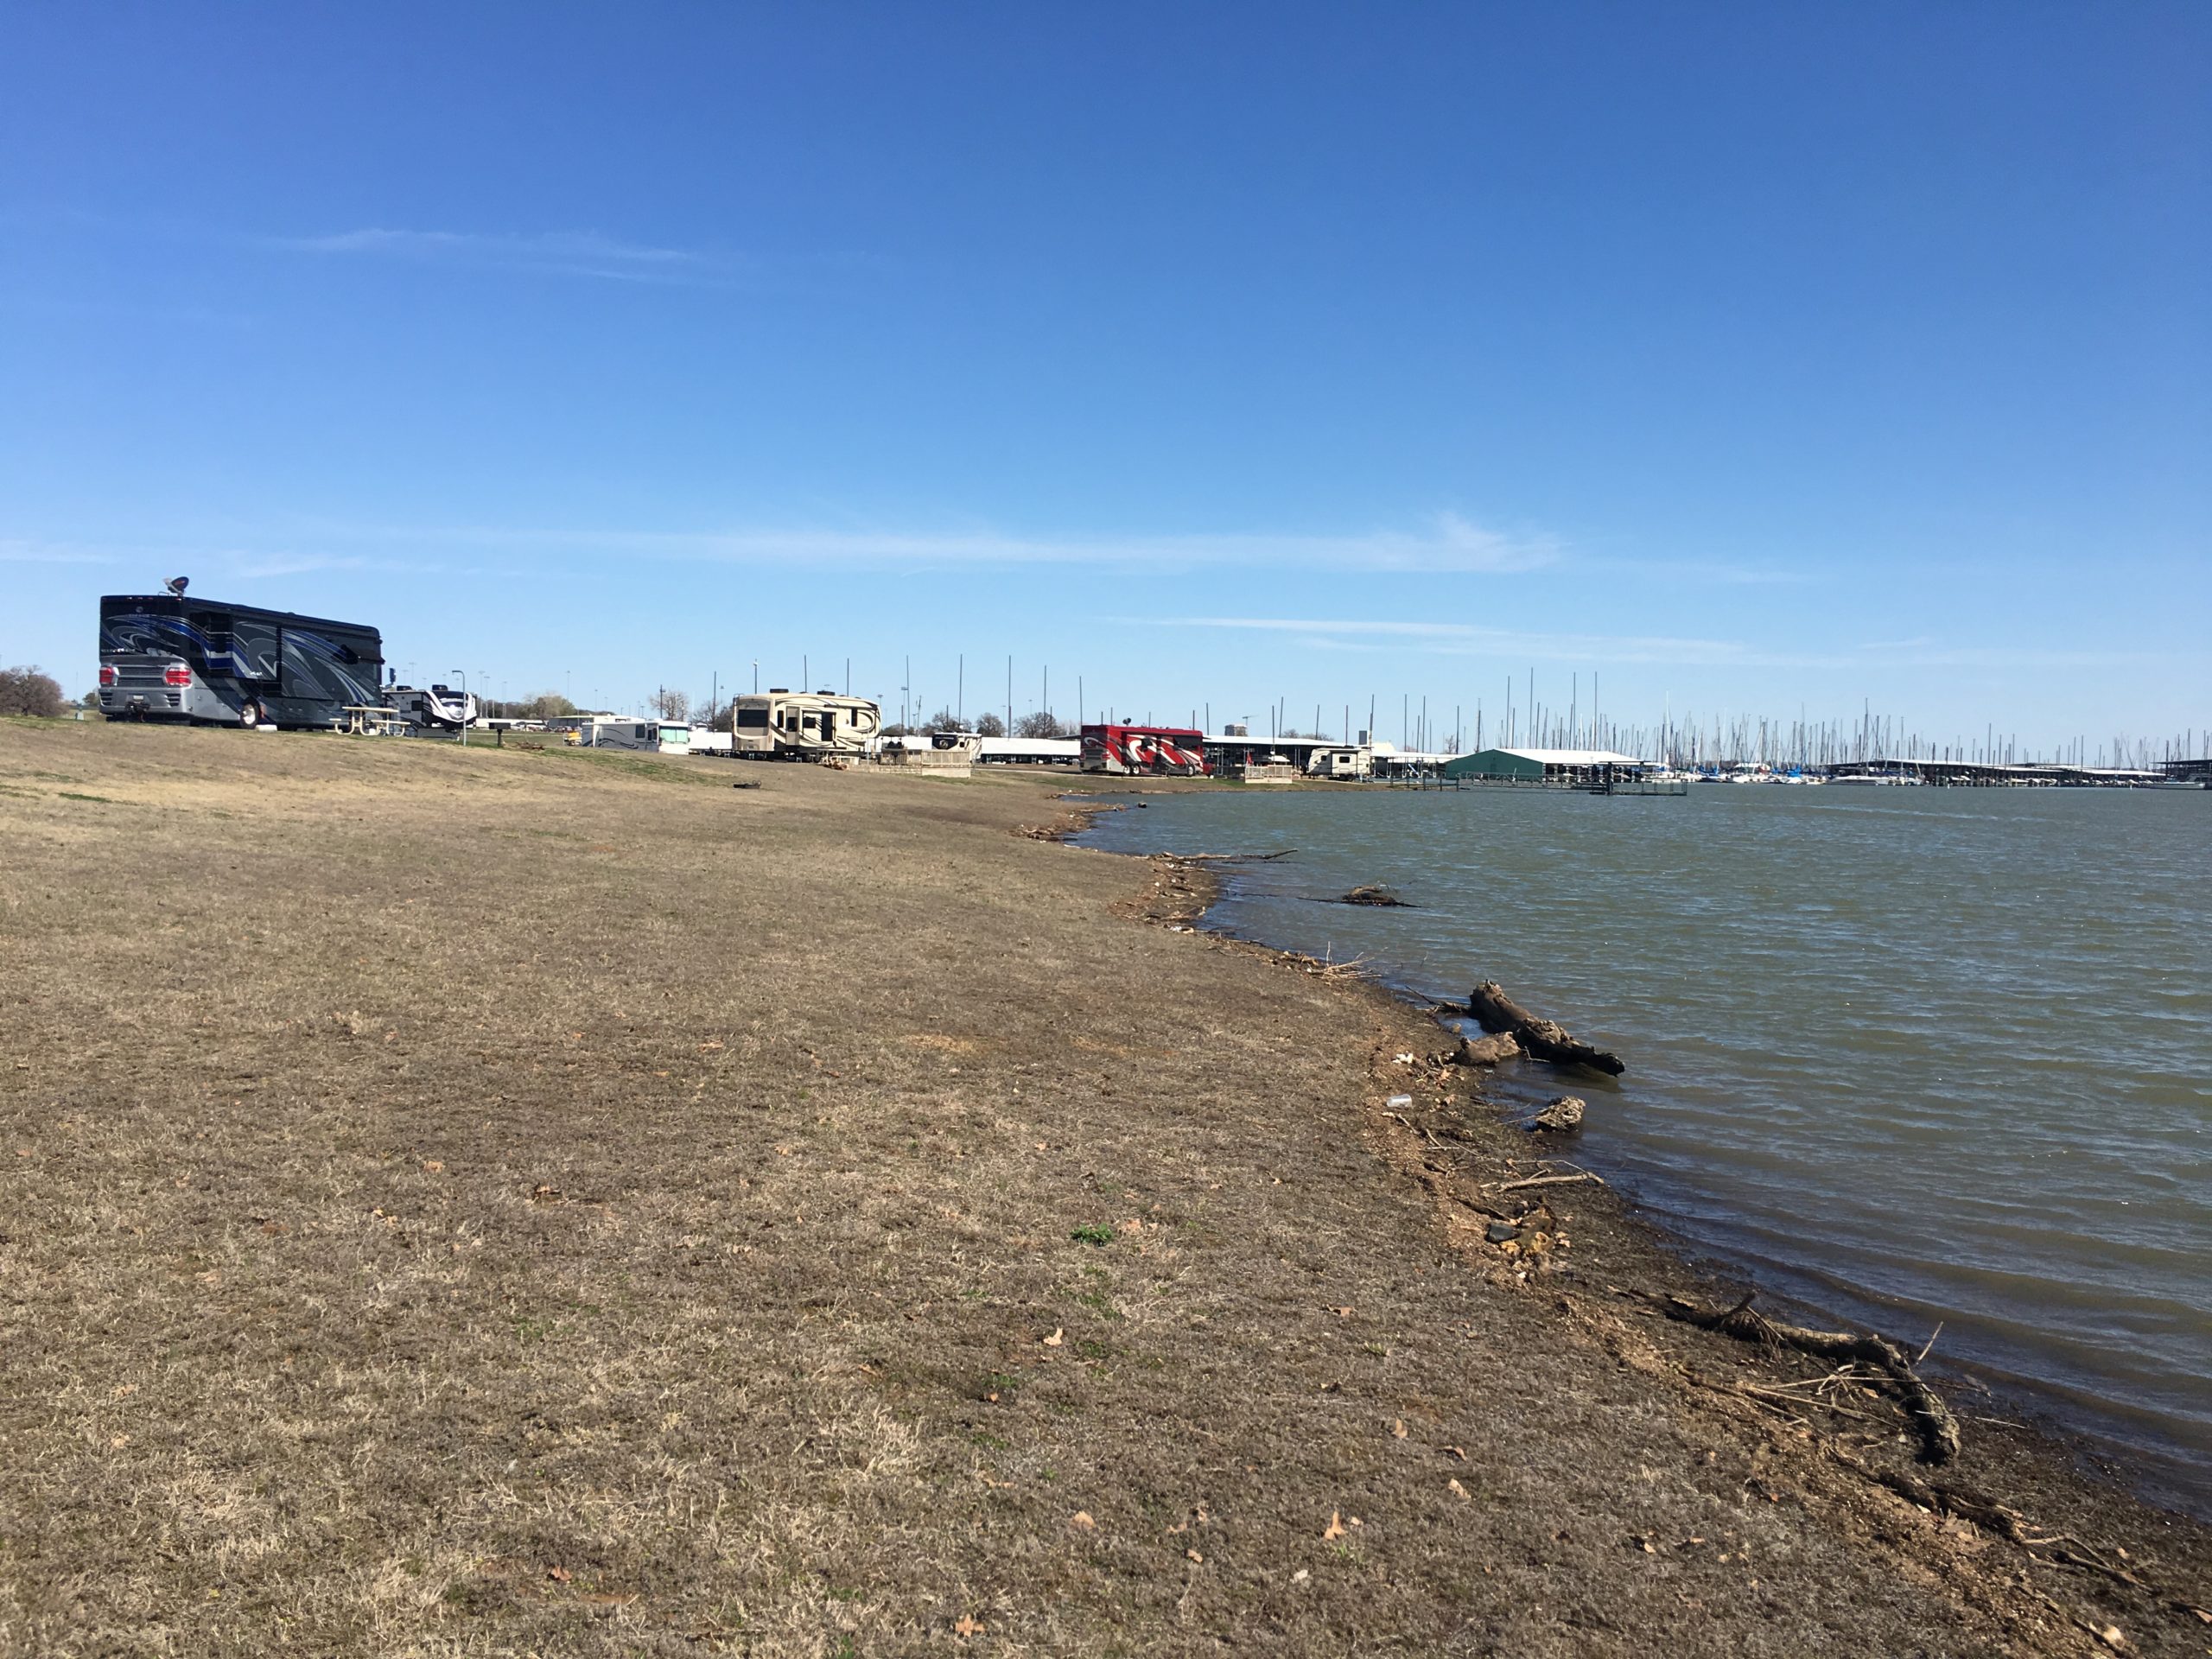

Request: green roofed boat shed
left=1442, top=747, right=1645, bottom=785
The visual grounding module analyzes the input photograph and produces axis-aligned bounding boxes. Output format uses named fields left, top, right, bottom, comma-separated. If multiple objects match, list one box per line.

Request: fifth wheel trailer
left=732, top=690, right=882, bottom=759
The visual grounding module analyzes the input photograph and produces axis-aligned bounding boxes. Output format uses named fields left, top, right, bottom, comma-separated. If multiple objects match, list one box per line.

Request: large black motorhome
left=98, top=592, right=385, bottom=728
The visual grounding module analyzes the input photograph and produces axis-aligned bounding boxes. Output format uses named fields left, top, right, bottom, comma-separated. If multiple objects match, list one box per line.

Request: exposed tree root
left=1825, top=1442, right=2212, bottom=1627
left=1660, top=1292, right=1961, bottom=1465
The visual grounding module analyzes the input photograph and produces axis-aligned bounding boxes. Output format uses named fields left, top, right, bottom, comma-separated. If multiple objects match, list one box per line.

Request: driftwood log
left=1340, top=883, right=1410, bottom=907
left=1662, top=1294, right=1960, bottom=1465
left=1467, top=982, right=1625, bottom=1075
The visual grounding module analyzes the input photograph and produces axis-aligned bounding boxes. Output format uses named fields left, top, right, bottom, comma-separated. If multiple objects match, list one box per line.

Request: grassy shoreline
left=3, top=719, right=2205, bottom=1656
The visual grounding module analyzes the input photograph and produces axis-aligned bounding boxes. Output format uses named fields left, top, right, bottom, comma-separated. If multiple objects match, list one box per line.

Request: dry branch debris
left=1661, top=1293, right=1960, bottom=1465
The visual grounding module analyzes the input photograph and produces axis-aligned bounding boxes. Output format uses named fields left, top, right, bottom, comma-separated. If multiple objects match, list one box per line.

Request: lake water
left=1081, top=784, right=2212, bottom=1510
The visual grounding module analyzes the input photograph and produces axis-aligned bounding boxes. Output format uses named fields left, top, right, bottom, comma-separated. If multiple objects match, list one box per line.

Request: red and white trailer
left=1079, top=723, right=1211, bottom=776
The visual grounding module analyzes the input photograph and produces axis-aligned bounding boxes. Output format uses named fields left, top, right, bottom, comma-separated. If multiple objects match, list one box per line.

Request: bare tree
left=483, top=690, right=577, bottom=721
left=0, top=667, right=66, bottom=718
left=1014, top=710, right=1068, bottom=739
left=925, top=708, right=966, bottom=733
left=974, top=712, right=1007, bottom=737
left=651, top=688, right=691, bottom=721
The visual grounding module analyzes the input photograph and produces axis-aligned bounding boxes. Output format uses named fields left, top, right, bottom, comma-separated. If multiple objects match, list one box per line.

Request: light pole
left=453, top=669, right=467, bottom=747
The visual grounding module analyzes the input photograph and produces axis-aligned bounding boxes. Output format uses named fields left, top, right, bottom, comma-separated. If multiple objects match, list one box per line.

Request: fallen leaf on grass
left=954, top=1615, right=985, bottom=1637
left=1041, top=1328, right=1064, bottom=1347
left=1070, top=1511, right=1096, bottom=1530
left=1185, top=1548, right=1204, bottom=1563
left=421, top=1160, right=444, bottom=1173
left=1323, top=1511, right=1346, bottom=1541
left=1389, top=1419, right=1408, bottom=1440
left=546, top=1566, right=571, bottom=1583
left=1448, top=1478, right=1470, bottom=1501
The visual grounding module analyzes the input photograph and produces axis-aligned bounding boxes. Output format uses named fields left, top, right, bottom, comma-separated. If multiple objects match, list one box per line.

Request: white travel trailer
left=388, top=683, right=480, bottom=732
left=974, top=735, right=1082, bottom=766
left=733, top=690, right=882, bottom=760
left=561, top=715, right=693, bottom=753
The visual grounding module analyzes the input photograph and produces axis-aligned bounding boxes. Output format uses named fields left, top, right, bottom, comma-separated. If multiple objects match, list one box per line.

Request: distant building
left=1443, top=747, right=1645, bottom=784
left=974, top=735, right=1081, bottom=766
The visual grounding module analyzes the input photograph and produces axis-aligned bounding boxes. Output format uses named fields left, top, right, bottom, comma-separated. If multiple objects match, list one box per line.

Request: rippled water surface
left=1082, top=785, right=2212, bottom=1508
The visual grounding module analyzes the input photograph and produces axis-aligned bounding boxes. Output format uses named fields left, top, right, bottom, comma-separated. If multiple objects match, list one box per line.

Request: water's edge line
left=1055, top=788, right=2212, bottom=1526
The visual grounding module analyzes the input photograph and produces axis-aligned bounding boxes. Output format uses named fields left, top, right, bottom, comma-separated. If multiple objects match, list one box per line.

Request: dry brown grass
left=2, top=719, right=2201, bottom=1656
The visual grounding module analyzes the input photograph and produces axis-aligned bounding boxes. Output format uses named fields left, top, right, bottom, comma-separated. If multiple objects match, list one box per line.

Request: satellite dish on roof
left=163, top=575, right=189, bottom=597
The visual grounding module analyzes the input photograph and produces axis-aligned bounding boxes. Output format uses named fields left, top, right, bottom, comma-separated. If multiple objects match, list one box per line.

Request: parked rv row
left=120, top=587, right=2165, bottom=789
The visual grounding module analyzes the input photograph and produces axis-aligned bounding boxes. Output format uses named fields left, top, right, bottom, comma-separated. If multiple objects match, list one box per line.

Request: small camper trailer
left=559, top=716, right=681, bottom=752
left=387, top=683, right=480, bottom=732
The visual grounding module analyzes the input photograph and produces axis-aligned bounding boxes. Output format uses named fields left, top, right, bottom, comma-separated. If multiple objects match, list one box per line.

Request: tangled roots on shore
left=1661, top=1293, right=1961, bottom=1465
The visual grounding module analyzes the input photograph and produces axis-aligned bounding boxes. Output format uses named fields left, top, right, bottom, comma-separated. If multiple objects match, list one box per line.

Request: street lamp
left=453, top=669, right=467, bottom=747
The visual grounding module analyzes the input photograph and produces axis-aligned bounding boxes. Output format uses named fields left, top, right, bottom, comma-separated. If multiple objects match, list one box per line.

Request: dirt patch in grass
left=1, top=721, right=2203, bottom=1656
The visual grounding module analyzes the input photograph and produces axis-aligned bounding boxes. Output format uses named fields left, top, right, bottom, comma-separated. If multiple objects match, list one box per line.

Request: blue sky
left=4, top=3, right=2207, bottom=753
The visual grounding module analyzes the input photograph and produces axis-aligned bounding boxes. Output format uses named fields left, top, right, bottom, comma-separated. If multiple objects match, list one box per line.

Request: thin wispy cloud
left=0, top=539, right=121, bottom=565
left=1147, top=614, right=1792, bottom=667
left=1584, top=556, right=1821, bottom=588
left=1141, top=615, right=2152, bottom=672
left=270, top=509, right=1560, bottom=575
left=273, top=227, right=728, bottom=285
left=3, top=512, right=1552, bottom=579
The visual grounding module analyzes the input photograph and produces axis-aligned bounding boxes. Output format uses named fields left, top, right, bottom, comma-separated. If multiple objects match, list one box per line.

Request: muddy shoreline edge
left=1049, top=781, right=2212, bottom=1645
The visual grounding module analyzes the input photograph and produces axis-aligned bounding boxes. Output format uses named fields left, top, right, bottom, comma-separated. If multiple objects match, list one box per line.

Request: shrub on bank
left=0, top=666, right=67, bottom=718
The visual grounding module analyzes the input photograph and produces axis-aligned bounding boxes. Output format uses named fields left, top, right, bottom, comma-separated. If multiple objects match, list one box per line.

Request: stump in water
left=1448, top=1032, right=1522, bottom=1066
left=1340, top=883, right=1410, bottom=907
left=1530, top=1096, right=1585, bottom=1132
left=1467, top=982, right=1624, bottom=1075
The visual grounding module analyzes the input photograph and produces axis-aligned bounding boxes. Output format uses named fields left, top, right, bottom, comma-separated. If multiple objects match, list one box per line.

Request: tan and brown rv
left=731, top=690, right=882, bottom=760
